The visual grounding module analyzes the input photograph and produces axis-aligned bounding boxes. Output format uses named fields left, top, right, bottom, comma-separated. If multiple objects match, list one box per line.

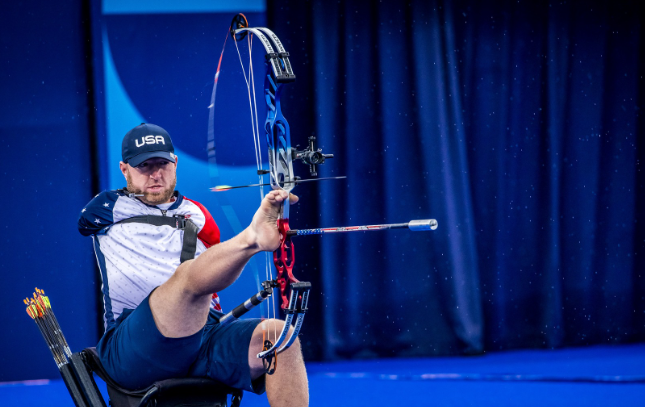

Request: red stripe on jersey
left=184, top=197, right=220, bottom=248
left=212, top=293, right=222, bottom=311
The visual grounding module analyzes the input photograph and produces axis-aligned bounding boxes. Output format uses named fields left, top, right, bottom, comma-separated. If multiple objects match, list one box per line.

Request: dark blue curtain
left=270, top=0, right=644, bottom=359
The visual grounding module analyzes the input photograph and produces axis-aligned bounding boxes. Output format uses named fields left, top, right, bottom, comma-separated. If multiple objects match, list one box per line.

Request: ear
left=119, top=161, right=128, bottom=178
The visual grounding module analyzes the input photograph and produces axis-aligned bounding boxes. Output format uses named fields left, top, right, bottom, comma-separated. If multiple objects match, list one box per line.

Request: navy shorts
left=96, top=293, right=265, bottom=393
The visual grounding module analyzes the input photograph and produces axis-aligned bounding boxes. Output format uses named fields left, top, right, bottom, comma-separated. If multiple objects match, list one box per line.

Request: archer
left=78, top=123, right=309, bottom=407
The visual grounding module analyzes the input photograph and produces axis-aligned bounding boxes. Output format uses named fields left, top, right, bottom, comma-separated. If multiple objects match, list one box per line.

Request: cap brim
left=128, top=151, right=176, bottom=167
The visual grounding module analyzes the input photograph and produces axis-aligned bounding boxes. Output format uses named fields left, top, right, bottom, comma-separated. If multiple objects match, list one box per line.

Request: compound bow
left=212, top=13, right=437, bottom=374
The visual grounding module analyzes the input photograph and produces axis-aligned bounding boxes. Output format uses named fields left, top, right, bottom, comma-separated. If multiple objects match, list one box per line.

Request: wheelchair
left=66, top=347, right=243, bottom=407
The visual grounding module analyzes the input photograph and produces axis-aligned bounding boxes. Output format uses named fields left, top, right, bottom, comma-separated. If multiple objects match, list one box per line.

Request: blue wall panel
left=0, top=1, right=99, bottom=381
left=98, top=7, right=269, bottom=314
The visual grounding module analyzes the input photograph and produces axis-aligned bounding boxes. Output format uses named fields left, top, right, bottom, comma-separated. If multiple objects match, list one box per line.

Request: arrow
left=211, top=175, right=346, bottom=191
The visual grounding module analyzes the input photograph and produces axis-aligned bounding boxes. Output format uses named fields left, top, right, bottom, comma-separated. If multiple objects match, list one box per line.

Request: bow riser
left=265, top=73, right=295, bottom=193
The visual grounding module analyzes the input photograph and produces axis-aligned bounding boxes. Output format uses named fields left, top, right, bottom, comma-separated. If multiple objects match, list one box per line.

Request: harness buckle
left=173, top=215, right=187, bottom=229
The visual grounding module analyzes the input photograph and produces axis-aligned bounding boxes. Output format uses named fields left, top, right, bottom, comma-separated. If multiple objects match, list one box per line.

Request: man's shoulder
left=181, top=196, right=216, bottom=226
left=77, top=190, right=125, bottom=236
left=181, top=196, right=220, bottom=247
left=182, top=196, right=209, bottom=216
left=90, top=189, right=124, bottom=205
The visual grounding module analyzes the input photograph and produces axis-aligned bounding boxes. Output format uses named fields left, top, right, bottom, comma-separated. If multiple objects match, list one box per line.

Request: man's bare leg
left=145, top=190, right=308, bottom=406
left=148, top=190, right=296, bottom=338
left=249, top=320, right=309, bottom=407
left=148, top=232, right=258, bottom=337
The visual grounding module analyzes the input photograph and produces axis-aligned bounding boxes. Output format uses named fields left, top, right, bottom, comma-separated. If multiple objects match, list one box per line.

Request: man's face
left=120, top=157, right=177, bottom=205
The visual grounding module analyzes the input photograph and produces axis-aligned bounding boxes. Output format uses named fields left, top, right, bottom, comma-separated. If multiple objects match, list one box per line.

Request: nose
left=149, top=165, right=164, bottom=178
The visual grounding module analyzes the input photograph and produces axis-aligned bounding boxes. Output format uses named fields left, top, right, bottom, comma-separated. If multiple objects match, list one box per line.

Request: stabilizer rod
left=287, top=219, right=438, bottom=236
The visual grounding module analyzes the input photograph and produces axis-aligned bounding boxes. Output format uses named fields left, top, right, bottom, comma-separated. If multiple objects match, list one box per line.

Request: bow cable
left=234, top=34, right=264, bottom=183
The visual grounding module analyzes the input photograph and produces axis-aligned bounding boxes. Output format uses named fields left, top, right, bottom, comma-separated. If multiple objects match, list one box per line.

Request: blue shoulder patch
left=78, top=190, right=121, bottom=236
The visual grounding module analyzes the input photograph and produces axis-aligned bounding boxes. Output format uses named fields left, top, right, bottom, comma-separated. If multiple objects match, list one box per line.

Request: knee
left=254, top=319, right=300, bottom=345
left=169, top=260, right=208, bottom=298
left=249, top=319, right=302, bottom=372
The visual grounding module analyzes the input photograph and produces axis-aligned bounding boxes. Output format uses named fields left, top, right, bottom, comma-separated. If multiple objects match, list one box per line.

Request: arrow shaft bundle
left=24, top=288, right=105, bottom=407
left=25, top=290, right=72, bottom=366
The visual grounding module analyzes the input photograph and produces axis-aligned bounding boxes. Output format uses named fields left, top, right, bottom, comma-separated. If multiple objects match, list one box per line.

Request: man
left=78, top=123, right=308, bottom=407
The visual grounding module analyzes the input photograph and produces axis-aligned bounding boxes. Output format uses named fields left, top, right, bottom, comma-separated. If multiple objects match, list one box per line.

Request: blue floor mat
left=2, top=344, right=644, bottom=406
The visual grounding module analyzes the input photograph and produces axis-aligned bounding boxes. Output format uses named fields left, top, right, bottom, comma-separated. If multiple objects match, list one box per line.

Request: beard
left=125, top=170, right=177, bottom=205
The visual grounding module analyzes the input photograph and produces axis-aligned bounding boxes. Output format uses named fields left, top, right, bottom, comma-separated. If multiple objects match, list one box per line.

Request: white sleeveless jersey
left=78, top=190, right=221, bottom=329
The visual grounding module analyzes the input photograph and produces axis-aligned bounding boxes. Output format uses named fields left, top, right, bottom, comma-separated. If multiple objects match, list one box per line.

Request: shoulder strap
left=180, top=220, right=199, bottom=264
left=116, top=215, right=198, bottom=263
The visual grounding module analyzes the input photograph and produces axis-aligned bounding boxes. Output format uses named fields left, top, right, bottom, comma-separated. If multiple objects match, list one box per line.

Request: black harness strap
left=180, top=219, right=199, bottom=264
left=116, top=215, right=198, bottom=263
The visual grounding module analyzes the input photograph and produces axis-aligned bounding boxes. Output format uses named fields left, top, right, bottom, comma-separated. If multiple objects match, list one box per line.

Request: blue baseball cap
left=122, top=123, right=176, bottom=167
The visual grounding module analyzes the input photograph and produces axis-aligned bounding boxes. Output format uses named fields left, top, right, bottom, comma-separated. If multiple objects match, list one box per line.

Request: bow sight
left=255, top=136, right=334, bottom=179
left=293, top=136, right=334, bottom=177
